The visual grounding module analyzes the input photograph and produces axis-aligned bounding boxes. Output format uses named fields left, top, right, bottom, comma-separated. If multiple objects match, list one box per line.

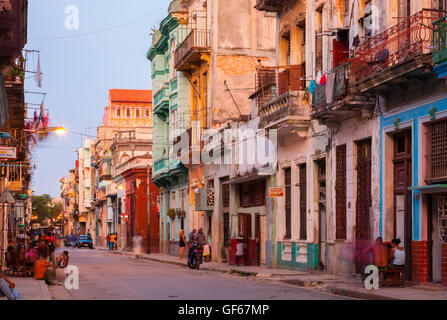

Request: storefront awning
left=408, top=184, right=447, bottom=194
left=222, top=174, right=267, bottom=185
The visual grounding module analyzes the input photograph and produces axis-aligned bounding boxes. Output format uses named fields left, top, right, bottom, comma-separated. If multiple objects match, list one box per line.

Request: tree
left=31, top=194, right=62, bottom=226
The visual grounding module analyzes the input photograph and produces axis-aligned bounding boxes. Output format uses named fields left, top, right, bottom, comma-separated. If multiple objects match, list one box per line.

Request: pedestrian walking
left=106, top=234, right=110, bottom=250
left=179, top=229, right=186, bottom=261
left=109, top=233, right=116, bottom=251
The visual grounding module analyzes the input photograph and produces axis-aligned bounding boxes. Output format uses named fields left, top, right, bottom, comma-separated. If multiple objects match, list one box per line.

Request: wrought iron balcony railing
left=352, top=9, right=444, bottom=83
left=433, top=16, right=447, bottom=65
left=174, top=29, right=210, bottom=72
left=258, top=90, right=310, bottom=132
left=254, top=65, right=305, bottom=110
left=311, top=63, right=348, bottom=109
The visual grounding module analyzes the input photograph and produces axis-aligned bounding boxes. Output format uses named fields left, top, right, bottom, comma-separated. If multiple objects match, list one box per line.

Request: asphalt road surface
left=57, top=247, right=349, bottom=300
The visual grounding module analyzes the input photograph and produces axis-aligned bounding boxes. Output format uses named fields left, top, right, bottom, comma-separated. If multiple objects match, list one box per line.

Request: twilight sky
left=25, top=0, right=170, bottom=197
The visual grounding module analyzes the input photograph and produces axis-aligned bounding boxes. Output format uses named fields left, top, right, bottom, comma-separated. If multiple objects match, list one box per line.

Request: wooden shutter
left=427, top=119, right=447, bottom=182
left=299, top=164, right=307, bottom=240
left=224, top=212, right=229, bottom=246
left=290, top=65, right=304, bottom=91
left=285, top=168, right=292, bottom=239
left=240, top=180, right=265, bottom=208
left=222, top=183, right=230, bottom=207
left=336, top=145, right=347, bottom=240
left=278, top=69, right=289, bottom=96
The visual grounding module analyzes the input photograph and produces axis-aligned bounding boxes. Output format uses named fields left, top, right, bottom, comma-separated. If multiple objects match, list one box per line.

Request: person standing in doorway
left=236, top=239, right=244, bottom=267
left=179, top=230, right=186, bottom=260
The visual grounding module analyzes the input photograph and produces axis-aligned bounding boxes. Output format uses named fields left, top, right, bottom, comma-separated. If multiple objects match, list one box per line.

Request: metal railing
left=352, top=9, right=444, bottom=82
left=259, top=91, right=308, bottom=129
left=254, top=65, right=305, bottom=110
left=311, top=63, right=349, bottom=108
left=433, top=15, right=447, bottom=65
left=174, top=29, right=210, bottom=68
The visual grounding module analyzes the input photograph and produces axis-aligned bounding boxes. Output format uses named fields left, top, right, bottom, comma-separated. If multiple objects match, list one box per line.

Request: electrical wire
left=30, top=6, right=167, bottom=41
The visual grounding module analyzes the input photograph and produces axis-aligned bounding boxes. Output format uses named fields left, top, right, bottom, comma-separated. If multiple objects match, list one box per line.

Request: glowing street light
left=53, top=127, right=67, bottom=135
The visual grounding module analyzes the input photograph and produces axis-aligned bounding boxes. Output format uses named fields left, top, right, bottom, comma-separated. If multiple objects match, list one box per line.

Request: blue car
left=76, top=235, right=94, bottom=249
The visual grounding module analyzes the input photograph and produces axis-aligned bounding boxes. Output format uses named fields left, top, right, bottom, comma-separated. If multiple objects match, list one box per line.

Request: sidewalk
left=98, top=248, right=447, bottom=300
left=8, top=277, right=52, bottom=300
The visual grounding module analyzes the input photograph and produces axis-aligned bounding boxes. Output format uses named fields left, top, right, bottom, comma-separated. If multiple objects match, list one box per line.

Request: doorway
left=355, top=139, right=372, bottom=273
left=238, top=213, right=252, bottom=266
left=316, top=159, right=327, bottom=270
left=429, top=195, right=447, bottom=283
left=255, top=214, right=261, bottom=266
left=393, top=130, right=412, bottom=280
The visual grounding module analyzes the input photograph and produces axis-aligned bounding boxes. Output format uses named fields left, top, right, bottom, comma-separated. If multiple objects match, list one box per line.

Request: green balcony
left=434, top=16, right=447, bottom=65
left=153, top=84, right=169, bottom=118
left=153, top=157, right=169, bottom=176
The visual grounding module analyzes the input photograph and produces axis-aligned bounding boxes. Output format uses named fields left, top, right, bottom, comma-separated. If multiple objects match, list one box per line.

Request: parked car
left=76, top=234, right=94, bottom=249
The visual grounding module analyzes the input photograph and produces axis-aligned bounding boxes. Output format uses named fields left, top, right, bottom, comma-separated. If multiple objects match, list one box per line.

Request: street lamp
left=24, top=126, right=67, bottom=135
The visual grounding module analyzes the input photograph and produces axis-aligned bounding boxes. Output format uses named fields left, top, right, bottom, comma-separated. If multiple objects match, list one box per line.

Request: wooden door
left=239, top=213, right=252, bottom=266
left=355, top=139, right=372, bottom=273
left=393, top=130, right=412, bottom=279
left=284, top=167, right=292, bottom=239
left=255, top=214, right=261, bottom=266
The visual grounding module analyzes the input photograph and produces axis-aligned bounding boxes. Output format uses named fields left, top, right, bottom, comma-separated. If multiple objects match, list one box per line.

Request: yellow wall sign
left=269, top=187, right=285, bottom=198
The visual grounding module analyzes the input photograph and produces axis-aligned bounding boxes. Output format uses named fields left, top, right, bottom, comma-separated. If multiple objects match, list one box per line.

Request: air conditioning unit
left=194, top=188, right=214, bottom=211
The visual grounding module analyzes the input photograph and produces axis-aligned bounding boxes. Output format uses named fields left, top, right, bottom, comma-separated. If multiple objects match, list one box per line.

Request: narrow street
left=57, top=248, right=348, bottom=300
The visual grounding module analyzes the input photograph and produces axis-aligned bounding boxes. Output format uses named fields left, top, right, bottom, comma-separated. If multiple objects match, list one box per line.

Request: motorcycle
left=187, top=242, right=203, bottom=270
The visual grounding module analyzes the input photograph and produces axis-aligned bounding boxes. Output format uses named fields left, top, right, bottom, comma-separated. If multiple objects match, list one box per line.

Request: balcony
left=255, top=65, right=309, bottom=136
left=84, top=199, right=91, bottom=208
left=259, top=91, right=310, bottom=137
left=98, top=174, right=112, bottom=190
left=174, top=29, right=210, bottom=72
left=311, top=63, right=375, bottom=125
left=352, top=9, right=443, bottom=93
left=153, top=83, right=169, bottom=118
left=255, top=0, right=287, bottom=12
left=153, top=157, right=169, bottom=176
left=0, top=0, right=27, bottom=69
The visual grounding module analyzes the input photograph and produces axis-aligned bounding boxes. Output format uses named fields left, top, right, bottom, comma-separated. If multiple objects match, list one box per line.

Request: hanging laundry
left=325, top=72, right=336, bottom=104
left=320, top=73, right=327, bottom=85
left=316, top=70, right=322, bottom=84
left=35, top=52, right=42, bottom=88
left=308, top=80, right=317, bottom=95
left=42, top=111, right=49, bottom=129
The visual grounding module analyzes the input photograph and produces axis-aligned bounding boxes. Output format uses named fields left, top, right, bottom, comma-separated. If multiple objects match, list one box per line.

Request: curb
left=37, top=280, right=52, bottom=300
left=326, top=286, right=400, bottom=300
left=98, top=251, right=403, bottom=300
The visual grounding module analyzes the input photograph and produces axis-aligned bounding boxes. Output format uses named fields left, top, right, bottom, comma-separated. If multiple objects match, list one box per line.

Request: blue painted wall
left=379, top=94, right=447, bottom=240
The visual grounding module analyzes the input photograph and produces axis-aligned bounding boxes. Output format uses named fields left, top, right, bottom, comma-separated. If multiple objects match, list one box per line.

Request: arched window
left=127, top=108, right=131, bottom=118
left=136, top=109, right=140, bottom=118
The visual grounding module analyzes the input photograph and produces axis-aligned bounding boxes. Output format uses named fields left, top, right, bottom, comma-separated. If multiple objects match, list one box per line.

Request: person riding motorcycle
left=195, top=228, right=206, bottom=264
